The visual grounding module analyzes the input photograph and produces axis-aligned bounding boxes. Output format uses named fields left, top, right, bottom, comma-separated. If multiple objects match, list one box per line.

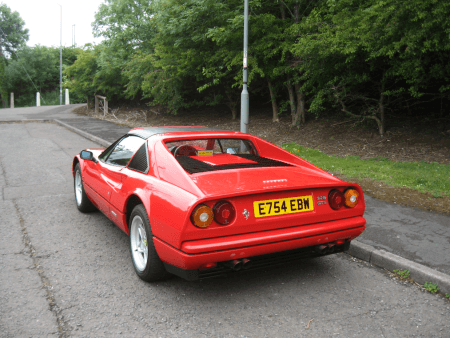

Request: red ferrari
left=73, top=126, right=366, bottom=281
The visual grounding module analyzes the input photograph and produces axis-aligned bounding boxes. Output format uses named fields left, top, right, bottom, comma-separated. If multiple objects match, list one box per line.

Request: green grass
left=423, top=281, right=440, bottom=294
left=393, top=269, right=410, bottom=279
left=282, top=143, right=450, bottom=197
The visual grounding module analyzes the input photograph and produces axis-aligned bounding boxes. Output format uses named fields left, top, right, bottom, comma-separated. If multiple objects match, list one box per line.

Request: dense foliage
left=0, top=2, right=29, bottom=107
left=3, top=46, right=82, bottom=106
left=7, top=0, right=450, bottom=133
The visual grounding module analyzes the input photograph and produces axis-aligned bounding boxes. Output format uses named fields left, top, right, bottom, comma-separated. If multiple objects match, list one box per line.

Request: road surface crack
left=13, top=200, right=71, bottom=337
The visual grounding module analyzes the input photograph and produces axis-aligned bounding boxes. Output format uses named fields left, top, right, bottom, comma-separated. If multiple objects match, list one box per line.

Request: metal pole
left=59, top=4, right=62, bottom=105
left=240, top=0, right=249, bottom=133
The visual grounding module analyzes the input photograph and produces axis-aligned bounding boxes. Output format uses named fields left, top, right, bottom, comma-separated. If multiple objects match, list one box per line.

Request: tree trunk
left=268, top=80, right=279, bottom=122
left=287, top=82, right=296, bottom=118
left=286, top=74, right=296, bottom=118
left=226, top=92, right=237, bottom=120
left=292, top=83, right=305, bottom=126
left=378, top=81, right=385, bottom=136
left=279, top=1, right=286, bottom=20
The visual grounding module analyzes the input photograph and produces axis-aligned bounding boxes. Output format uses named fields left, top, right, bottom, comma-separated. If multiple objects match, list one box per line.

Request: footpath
left=2, top=104, right=450, bottom=294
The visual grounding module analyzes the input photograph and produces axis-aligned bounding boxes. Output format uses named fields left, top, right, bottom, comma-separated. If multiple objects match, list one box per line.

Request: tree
left=291, top=0, right=450, bottom=135
left=3, top=46, right=69, bottom=106
left=64, top=46, right=100, bottom=103
left=0, top=3, right=29, bottom=107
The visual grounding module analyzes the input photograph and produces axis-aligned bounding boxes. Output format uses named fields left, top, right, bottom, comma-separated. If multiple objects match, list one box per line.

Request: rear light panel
left=329, top=189, right=344, bottom=210
left=329, top=187, right=360, bottom=210
left=191, top=200, right=236, bottom=228
left=344, top=188, right=359, bottom=208
left=213, top=201, right=236, bottom=225
left=191, top=204, right=214, bottom=228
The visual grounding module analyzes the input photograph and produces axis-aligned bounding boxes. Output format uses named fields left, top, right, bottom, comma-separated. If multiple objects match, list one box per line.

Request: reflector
left=344, top=189, right=359, bottom=208
left=191, top=204, right=213, bottom=228
left=329, top=189, right=344, bottom=210
left=213, top=201, right=236, bottom=225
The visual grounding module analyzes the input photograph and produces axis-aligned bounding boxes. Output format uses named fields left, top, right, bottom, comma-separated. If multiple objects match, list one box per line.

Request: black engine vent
left=177, top=154, right=292, bottom=174
left=128, top=143, right=149, bottom=174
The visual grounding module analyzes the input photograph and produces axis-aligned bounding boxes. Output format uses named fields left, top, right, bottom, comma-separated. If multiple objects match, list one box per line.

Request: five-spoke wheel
left=74, top=163, right=96, bottom=213
left=129, top=204, right=170, bottom=282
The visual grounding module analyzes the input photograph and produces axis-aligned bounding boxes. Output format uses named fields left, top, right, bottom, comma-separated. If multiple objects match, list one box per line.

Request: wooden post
left=10, top=93, right=14, bottom=108
left=104, top=98, right=108, bottom=116
left=87, top=96, right=90, bottom=109
left=95, top=96, right=99, bottom=113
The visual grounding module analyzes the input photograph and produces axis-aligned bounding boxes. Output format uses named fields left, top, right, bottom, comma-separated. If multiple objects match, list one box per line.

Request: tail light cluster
left=191, top=200, right=236, bottom=228
left=329, top=188, right=360, bottom=210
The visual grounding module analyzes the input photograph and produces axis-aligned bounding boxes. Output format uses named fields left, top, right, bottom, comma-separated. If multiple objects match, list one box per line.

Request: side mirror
left=80, top=150, right=97, bottom=163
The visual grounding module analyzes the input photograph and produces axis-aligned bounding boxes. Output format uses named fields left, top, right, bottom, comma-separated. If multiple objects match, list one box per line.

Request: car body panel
left=73, top=127, right=367, bottom=279
left=153, top=225, right=365, bottom=270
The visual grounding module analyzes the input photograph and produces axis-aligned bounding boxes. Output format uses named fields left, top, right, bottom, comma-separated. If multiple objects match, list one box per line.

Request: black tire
left=129, top=204, right=171, bottom=282
left=74, top=163, right=96, bottom=213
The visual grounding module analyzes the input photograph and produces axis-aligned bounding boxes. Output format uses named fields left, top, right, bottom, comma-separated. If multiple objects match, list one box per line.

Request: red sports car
left=73, top=126, right=366, bottom=281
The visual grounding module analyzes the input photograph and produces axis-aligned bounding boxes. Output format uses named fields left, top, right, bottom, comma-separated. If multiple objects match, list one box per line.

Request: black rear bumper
left=163, top=240, right=351, bottom=281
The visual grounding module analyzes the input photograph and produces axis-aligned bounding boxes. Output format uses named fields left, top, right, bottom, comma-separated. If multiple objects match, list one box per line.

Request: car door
left=84, top=135, right=146, bottom=218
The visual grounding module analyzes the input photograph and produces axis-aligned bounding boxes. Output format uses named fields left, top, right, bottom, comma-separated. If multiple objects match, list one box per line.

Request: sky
left=2, top=0, right=105, bottom=48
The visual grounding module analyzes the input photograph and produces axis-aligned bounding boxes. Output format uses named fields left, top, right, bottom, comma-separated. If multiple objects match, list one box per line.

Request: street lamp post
left=240, top=0, right=249, bottom=133
left=59, top=4, right=62, bottom=105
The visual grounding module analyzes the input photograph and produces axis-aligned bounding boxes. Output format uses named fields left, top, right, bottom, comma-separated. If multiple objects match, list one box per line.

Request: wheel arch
left=72, top=156, right=80, bottom=177
left=126, top=194, right=145, bottom=231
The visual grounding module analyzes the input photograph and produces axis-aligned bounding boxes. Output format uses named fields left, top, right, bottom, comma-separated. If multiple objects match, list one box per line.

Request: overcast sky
left=2, top=0, right=105, bottom=48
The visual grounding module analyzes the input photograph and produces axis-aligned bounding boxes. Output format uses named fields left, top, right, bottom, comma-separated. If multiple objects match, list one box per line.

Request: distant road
left=0, top=104, right=85, bottom=121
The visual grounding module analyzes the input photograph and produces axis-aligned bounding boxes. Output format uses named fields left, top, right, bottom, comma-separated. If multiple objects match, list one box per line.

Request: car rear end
left=153, top=175, right=366, bottom=280
left=152, top=133, right=366, bottom=280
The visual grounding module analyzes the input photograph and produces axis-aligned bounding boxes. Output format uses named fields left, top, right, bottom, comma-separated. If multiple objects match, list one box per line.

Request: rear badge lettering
left=317, top=196, right=327, bottom=206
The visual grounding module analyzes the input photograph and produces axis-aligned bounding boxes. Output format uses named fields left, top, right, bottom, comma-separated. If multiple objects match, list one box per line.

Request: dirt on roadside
left=74, top=104, right=450, bottom=216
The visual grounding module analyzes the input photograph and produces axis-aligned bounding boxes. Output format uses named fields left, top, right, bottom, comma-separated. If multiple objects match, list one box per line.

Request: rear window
left=165, top=138, right=257, bottom=156
left=165, top=138, right=292, bottom=174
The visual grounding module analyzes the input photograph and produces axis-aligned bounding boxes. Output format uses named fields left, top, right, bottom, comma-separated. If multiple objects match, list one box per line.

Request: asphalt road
left=1, top=120, right=449, bottom=337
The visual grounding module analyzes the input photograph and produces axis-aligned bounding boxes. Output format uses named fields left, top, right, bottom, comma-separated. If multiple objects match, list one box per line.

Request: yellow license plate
left=253, top=195, right=314, bottom=218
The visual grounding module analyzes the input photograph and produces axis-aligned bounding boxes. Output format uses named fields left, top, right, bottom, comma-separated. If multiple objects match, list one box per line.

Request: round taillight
left=344, top=188, right=359, bottom=208
left=191, top=204, right=213, bottom=228
left=329, top=189, right=344, bottom=210
left=213, top=201, right=236, bottom=225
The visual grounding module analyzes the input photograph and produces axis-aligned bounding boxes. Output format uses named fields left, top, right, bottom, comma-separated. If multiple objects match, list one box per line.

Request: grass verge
left=282, top=143, right=450, bottom=197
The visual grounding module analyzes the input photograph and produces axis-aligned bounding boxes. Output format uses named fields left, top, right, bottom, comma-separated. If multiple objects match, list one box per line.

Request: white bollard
left=36, top=92, right=40, bottom=107
left=10, top=92, right=14, bottom=108
left=65, top=88, right=69, bottom=105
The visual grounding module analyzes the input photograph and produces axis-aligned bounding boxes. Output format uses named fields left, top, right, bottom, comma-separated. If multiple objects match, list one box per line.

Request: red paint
left=153, top=226, right=365, bottom=270
left=74, top=127, right=367, bottom=277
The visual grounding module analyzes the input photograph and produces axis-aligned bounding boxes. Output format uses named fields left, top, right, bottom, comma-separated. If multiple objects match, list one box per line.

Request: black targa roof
left=128, top=127, right=225, bottom=140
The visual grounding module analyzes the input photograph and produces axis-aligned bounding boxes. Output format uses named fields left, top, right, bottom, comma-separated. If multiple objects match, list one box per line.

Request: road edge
left=53, top=119, right=110, bottom=147
left=53, top=115, right=450, bottom=296
left=348, top=240, right=450, bottom=294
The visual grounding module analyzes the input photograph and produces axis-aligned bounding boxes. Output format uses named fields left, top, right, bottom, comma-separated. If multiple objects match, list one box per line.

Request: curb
left=52, top=115, right=450, bottom=295
left=348, top=240, right=450, bottom=294
left=53, top=119, right=111, bottom=148
left=0, top=119, right=52, bottom=123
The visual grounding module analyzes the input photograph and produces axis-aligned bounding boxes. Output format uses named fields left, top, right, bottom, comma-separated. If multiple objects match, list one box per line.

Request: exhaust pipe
left=241, top=258, right=252, bottom=270
left=327, top=243, right=335, bottom=254
left=222, top=259, right=243, bottom=271
left=314, top=245, right=328, bottom=255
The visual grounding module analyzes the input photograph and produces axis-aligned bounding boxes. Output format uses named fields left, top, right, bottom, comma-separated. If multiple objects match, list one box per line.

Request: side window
left=104, top=136, right=145, bottom=167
